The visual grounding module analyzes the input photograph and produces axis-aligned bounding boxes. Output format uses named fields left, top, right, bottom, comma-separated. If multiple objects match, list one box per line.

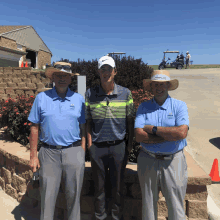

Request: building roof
left=0, top=26, right=52, bottom=56
left=0, top=26, right=26, bottom=34
left=0, top=45, right=27, bottom=55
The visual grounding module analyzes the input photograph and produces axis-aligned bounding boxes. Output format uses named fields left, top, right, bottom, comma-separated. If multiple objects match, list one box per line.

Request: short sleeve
left=126, top=90, right=135, bottom=117
left=134, top=103, right=146, bottom=129
left=78, top=96, right=86, bottom=124
left=85, top=89, right=92, bottom=120
left=175, top=101, right=189, bottom=128
left=28, top=94, right=41, bottom=124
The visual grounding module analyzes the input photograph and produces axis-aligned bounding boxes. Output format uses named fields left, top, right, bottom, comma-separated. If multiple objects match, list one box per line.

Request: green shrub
left=0, top=96, right=34, bottom=146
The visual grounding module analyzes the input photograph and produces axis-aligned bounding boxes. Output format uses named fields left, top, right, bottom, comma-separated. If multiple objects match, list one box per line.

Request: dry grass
left=148, top=64, right=220, bottom=70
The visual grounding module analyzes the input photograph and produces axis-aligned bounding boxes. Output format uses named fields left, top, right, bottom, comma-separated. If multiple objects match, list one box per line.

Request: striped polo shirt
left=85, top=83, right=134, bottom=142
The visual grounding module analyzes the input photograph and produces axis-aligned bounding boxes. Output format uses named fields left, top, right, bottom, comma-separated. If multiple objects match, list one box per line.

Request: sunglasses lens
left=54, top=65, right=71, bottom=72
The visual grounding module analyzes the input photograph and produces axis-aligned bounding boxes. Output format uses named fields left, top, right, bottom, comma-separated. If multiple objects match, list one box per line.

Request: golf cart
left=158, top=51, right=184, bottom=70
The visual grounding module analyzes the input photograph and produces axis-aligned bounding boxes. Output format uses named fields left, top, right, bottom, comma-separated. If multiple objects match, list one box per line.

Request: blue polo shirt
left=135, top=95, right=189, bottom=154
left=85, top=83, right=134, bottom=142
left=28, top=87, right=85, bottom=146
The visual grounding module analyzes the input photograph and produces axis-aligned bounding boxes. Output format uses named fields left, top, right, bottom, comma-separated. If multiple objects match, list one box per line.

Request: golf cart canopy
left=163, top=51, right=179, bottom=53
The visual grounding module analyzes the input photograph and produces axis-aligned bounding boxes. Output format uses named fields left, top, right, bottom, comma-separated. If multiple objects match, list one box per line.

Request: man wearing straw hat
left=135, top=70, right=189, bottom=220
left=28, top=65, right=86, bottom=220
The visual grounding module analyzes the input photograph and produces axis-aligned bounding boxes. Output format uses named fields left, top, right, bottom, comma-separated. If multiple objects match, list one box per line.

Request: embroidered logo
left=167, top=112, right=173, bottom=119
left=70, top=104, right=75, bottom=109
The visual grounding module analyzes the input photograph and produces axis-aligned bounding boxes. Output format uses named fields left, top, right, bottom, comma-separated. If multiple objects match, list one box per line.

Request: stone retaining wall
left=0, top=146, right=212, bottom=220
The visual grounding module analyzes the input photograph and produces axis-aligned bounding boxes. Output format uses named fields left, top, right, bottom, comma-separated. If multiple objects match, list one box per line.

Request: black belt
left=93, top=139, right=124, bottom=146
left=43, top=140, right=81, bottom=149
left=143, top=149, right=183, bottom=160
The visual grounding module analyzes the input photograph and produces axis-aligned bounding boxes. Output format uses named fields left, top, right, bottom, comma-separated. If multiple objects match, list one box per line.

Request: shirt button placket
left=159, top=109, right=162, bottom=126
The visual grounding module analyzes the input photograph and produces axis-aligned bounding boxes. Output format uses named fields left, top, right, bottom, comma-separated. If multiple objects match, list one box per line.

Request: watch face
left=152, top=126, right=157, bottom=134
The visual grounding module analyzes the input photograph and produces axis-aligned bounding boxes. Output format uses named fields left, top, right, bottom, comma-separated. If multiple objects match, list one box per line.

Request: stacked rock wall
left=0, top=67, right=50, bottom=100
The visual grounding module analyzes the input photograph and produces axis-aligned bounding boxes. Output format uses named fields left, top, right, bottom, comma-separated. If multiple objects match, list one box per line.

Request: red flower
left=30, top=96, right=34, bottom=98
left=16, top=112, right=19, bottom=115
left=5, top=100, right=8, bottom=103
left=24, top=122, right=27, bottom=125
left=24, top=110, right=28, bottom=114
left=28, top=123, right=31, bottom=126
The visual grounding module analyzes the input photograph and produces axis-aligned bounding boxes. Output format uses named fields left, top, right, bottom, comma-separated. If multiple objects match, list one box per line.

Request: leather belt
left=94, top=139, right=124, bottom=146
left=143, top=149, right=183, bottom=160
left=43, top=140, right=81, bottom=149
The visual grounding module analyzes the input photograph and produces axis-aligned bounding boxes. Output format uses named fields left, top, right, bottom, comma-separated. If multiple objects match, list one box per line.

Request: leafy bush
left=0, top=96, right=34, bottom=146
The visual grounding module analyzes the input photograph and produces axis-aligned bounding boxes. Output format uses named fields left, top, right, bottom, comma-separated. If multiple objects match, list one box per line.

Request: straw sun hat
left=143, top=70, right=179, bottom=91
left=45, top=67, right=77, bottom=80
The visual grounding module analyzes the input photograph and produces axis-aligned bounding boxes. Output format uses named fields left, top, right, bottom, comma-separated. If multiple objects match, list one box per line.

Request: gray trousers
left=137, top=149, right=188, bottom=220
left=38, top=145, right=85, bottom=220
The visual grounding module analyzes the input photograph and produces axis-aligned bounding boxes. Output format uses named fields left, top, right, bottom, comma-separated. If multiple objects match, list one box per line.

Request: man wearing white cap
left=85, top=56, right=134, bottom=220
left=135, top=70, right=189, bottom=219
left=28, top=65, right=86, bottom=219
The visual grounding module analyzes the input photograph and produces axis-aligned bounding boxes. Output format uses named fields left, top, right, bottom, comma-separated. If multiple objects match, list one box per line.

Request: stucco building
left=0, top=26, right=52, bottom=68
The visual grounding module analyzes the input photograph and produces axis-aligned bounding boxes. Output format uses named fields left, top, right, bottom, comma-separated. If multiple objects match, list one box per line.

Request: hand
left=81, top=146, right=86, bottom=152
left=29, top=157, right=40, bottom=173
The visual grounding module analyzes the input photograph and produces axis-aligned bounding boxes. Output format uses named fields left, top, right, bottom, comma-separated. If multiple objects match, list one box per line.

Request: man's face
left=150, top=81, right=170, bottom=99
left=52, top=72, right=71, bottom=88
left=98, top=64, right=116, bottom=84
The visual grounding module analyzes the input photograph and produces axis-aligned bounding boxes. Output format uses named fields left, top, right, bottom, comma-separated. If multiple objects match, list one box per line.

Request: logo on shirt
left=70, top=104, right=75, bottom=109
left=167, top=112, right=173, bottom=119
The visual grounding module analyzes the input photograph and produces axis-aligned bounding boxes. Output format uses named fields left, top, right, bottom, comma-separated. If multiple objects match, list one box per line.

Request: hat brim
left=45, top=67, right=74, bottom=79
left=143, top=79, right=179, bottom=91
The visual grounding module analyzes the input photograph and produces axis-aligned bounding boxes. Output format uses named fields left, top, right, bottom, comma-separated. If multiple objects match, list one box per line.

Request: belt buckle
left=155, top=155, right=165, bottom=160
left=107, top=141, right=115, bottom=144
left=56, top=145, right=62, bottom=149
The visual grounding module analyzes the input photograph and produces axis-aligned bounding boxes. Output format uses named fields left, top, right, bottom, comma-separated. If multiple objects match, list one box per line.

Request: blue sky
left=1, top=0, right=220, bottom=65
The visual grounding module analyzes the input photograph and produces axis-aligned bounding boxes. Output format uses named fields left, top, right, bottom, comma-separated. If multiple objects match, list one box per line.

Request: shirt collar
left=98, top=83, right=118, bottom=96
left=152, top=94, right=171, bottom=110
left=52, top=87, right=72, bottom=101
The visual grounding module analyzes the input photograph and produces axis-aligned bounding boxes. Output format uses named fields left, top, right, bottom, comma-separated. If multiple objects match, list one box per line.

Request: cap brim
left=143, top=79, right=179, bottom=91
left=45, top=67, right=74, bottom=79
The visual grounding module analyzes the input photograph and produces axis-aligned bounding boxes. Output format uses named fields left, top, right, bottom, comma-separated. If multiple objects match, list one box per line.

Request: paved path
left=168, top=68, right=220, bottom=217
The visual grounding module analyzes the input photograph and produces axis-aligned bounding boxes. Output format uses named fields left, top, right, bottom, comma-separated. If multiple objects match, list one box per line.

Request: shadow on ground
left=209, top=137, right=220, bottom=150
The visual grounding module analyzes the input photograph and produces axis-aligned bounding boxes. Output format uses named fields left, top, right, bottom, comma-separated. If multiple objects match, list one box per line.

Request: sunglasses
left=54, top=65, right=72, bottom=73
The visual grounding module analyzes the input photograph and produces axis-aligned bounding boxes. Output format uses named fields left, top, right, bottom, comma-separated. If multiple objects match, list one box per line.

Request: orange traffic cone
left=209, top=159, right=220, bottom=182
left=25, top=61, right=28, bottom=67
left=21, top=61, right=24, bottom=67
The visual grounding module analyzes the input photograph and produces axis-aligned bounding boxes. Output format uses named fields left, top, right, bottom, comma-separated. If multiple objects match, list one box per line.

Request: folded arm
left=143, top=124, right=188, bottom=142
left=135, top=128, right=165, bottom=144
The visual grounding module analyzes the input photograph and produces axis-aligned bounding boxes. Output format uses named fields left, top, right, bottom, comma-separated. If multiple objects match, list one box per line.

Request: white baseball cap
left=98, top=56, right=115, bottom=69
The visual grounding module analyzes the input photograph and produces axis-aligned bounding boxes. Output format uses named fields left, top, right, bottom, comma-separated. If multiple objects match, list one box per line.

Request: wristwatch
left=152, top=126, right=157, bottom=135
